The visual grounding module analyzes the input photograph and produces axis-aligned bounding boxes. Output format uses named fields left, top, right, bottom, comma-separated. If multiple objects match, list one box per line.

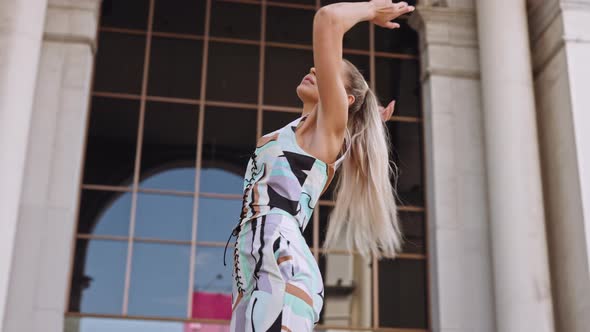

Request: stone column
left=409, top=4, right=496, bottom=331
left=529, top=0, right=590, bottom=330
left=475, top=0, right=555, bottom=331
left=0, top=0, right=48, bottom=328
left=3, top=1, right=101, bottom=331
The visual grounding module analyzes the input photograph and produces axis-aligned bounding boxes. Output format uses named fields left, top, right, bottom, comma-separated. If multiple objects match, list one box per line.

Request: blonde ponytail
left=322, top=59, right=405, bottom=260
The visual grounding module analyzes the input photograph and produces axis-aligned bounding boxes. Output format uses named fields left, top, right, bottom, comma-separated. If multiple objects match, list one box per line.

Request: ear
left=348, top=94, right=355, bottom=106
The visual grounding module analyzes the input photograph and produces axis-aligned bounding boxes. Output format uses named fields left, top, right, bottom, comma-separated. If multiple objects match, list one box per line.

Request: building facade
left=0, top=0, right=588, bottom=332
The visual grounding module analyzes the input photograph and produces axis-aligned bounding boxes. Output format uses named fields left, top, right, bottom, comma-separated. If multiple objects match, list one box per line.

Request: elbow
left=314, top=7, right=342, bottom=35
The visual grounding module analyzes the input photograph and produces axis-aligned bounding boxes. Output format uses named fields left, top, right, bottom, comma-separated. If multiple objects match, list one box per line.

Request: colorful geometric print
left=238, top=113, right=351, bottom=231
left=230, top=214, right=324, bottom=332
left=228, top=114, right=350, bottom=331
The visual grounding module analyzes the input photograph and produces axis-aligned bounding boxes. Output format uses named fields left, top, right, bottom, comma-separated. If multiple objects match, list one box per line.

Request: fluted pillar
left=475, top=0, right=555, bottom=331
left=0, top=0, right=48, bottom=329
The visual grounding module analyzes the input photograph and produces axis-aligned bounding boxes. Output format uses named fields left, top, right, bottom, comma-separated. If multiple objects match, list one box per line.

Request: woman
left=225, top=1, right=413, bottom=330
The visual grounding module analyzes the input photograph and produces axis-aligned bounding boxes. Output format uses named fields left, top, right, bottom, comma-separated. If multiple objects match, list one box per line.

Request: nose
left=310, top=67, right=316, bottom=75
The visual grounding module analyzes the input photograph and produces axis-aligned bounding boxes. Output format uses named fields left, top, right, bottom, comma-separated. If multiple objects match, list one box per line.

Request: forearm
left=317, top=1, right=375, bottom=35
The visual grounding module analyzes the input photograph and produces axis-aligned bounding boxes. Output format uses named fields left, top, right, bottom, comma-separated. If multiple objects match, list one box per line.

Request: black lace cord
left=223, top=223, right=240, bottom=266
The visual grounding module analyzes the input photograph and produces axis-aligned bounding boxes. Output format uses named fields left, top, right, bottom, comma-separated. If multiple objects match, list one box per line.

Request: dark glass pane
left=191, top=246, right=233, bottom=320
left=302, top=215, right=314, bottom=248
left=321, top=0, right=366, bottom=5
left=148, top=37, right=203, bottom=99
left=399, top=212, right=425, bottom=254
left=343, top=21, right=369, bottom=50
left=374, top=19, right=418, bottom=55
left=264, top=47, right=312, bottom=107
left=128, top=243, right=190, bottom=317
left=196, top=197, right=242, bottom=243
left=318, top=205, right=333, bottom=246
left=378, top=258, right=427, bottom=328
left=387, top=121, right=424, bottom=206
left=135, top=193, right=194, bottom=241
left=376, top=58, right=420, bottom=117
left=153, top=0, right=206, bottom=35
left=100, top=0, right=149, bottom=30
left=318, top=253, right=372, bottom=327
left=271, top=0, right=315, bottom=5
left=266, top=7, right=314, bottom=45
left=201, top=107, right=257, bottom=190
left=83, top=97, right=139, bottom=187
left=206, top=42, right=259, bottom=103
left=94, top=32, right=146, bottom=94
left=64, top=317, right=186, bottom=332
left=68, top=239, right=127, bottom=314
left=262, top=110, right=300, bottom=135
left=344, top=53, right=370, bottom=82
left=77, top=190, right=131, bottom=236
left=210, top=1, right=261, bottom=40
left=139, top=101, right=198, bottom=191
left=319, top=169, right=338, bottom=201
left=199, top=168, right=244, bottom=195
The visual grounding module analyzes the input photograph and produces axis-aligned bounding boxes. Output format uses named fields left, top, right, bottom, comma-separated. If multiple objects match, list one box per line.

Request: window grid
left=67, top=0, right=429, bottom=330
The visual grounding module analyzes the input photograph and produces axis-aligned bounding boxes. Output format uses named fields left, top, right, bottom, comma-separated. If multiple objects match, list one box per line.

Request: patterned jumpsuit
left=225, top=113, right=350, bottom=331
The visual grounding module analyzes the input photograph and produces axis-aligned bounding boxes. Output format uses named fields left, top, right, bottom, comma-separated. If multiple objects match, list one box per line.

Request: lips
left=303, top=76, right=315, bottom=85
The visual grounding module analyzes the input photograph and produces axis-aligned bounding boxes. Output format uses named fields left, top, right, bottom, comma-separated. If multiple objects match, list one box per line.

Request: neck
left=302, top=102, right=317, bottom=116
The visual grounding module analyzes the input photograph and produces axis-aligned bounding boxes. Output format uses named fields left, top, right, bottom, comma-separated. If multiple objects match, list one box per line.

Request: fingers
left=385, top=21, right=401, bottom=29
left=394, top=1, right=415, bottom=13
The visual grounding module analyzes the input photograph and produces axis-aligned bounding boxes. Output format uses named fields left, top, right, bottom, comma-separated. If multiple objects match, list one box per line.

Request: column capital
left=409, top=5, right=480, bottom=80
left=44, top=0, right=102, bottom=52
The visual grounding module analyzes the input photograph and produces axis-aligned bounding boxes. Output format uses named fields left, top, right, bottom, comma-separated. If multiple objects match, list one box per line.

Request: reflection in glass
left=139, top=101, right=198, bottom=192
left=153, top=0, right=206, bottom=35
left=210, top=1, right=261, bottom=40
left=83, top=97, right=139, bottom=187
left=148, top=37, right=203, bottom=99
left=69, top=240, right=127, bottom=315
left=264, top=47, right=313, bottom=107
left=65, top=316, right=186, bottom=332
left=93, top=32, right=146, bottom=94
left=202, top=107, right=256, bottom=182
left=318, top=253, right=372, bottom=327
left=206, top=42, right=260, bottom=104
left=135, top=193, right=194, bottom=241
left=128, top=243, right=190, bottom=317
left=77, top=190, right=131, bottom=236
left=192, top=247, right=233, bottom=321
left=387, top=121, right=424, bottom=206
left=199, top=168, right=244, bottom=195
left=196, top=197, right=241, bottom=243
left=378, top=258, right=427, bottom=328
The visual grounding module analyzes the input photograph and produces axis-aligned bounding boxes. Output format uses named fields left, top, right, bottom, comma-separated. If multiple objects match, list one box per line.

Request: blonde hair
left=322, top=58, right=405, bottom=260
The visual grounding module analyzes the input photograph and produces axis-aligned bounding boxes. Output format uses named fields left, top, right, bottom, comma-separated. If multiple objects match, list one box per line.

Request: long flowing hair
left=322, top=59, right=405, bottom=260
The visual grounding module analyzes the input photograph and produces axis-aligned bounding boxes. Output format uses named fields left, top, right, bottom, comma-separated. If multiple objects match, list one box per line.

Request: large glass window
left=69, top=0, right=427, bottom=330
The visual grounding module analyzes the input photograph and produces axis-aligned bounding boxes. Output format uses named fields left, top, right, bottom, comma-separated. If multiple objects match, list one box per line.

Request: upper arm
left=312, top=8, right=349, bottom=137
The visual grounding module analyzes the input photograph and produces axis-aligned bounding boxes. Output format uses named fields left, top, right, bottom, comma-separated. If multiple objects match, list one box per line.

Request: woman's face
left=296, top=62, right=348, bottom=104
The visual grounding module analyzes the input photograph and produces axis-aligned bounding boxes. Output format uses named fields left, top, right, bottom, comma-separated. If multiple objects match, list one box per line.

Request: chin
left=296, top=85, right=318, bottom=103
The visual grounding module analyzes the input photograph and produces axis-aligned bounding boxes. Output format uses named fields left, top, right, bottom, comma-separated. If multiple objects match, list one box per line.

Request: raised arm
left=312, top=1, right=414, bottom=136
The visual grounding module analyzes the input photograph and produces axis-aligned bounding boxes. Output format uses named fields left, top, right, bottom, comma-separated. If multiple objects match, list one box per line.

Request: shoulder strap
left=333, top=131, right=352, bottom=169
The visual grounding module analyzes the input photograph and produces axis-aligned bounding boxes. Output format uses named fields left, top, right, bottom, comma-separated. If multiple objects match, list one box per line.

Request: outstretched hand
left=379, top=100, right=396, bottom=122
left=369, top=1, right=415, bottom=29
